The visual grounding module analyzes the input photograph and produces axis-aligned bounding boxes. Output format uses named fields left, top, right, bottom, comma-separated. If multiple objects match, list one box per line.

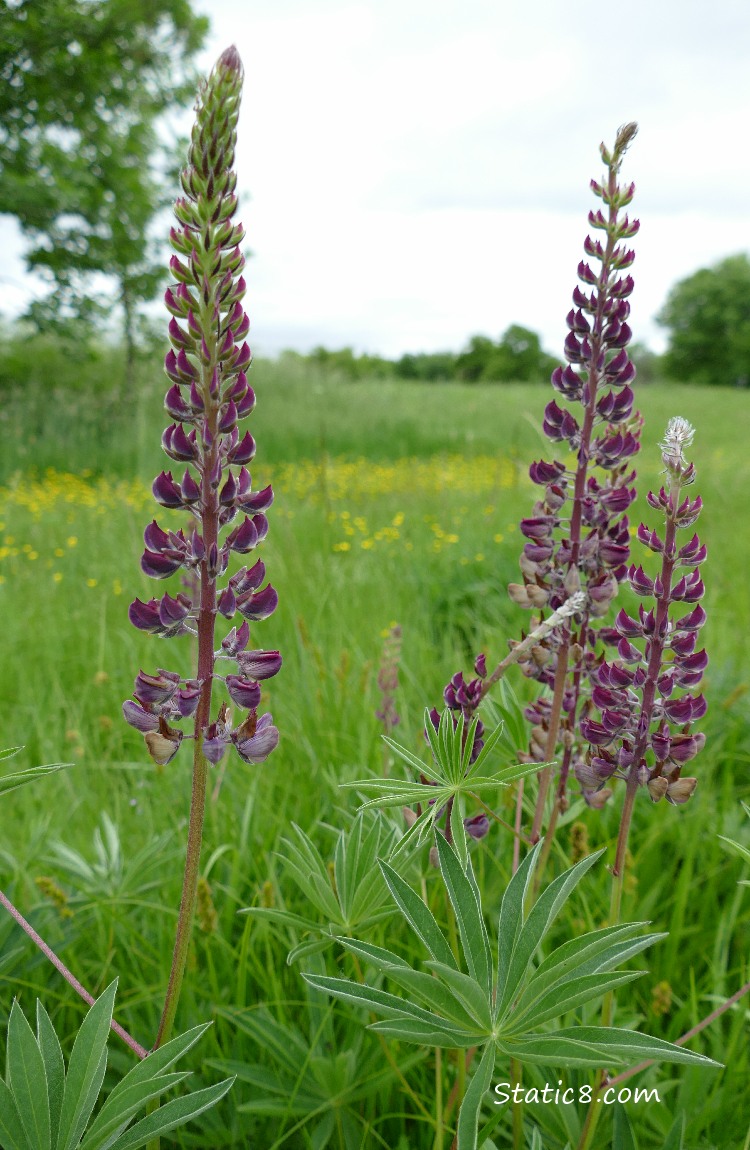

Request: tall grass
left=1, top=362, right=749, bottom=1147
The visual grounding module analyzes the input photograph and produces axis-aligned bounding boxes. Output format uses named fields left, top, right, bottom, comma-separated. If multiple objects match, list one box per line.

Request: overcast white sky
left=2, top=0, right=749, bottom=358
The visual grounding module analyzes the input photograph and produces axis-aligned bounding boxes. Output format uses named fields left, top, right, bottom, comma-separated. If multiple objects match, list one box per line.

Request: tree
left=657, top=253, right=750, bottom=386
left=456, top=325, right=557, bottom=382
left=0, top=0, right=208, bottom=385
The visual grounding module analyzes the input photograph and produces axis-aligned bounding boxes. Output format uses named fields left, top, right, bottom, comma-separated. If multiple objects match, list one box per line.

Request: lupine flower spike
left=581, top=417, right=707, bottom=877
left=509, top=123, right=642, bottom=841
left=124, top=45, right=280, bottom=770
left=122, top=46, right=281, bottom=1049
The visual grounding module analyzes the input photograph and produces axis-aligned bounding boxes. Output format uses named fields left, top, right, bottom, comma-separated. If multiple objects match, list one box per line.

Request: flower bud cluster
left=578, top=418, right=707, bottom=806
left=509, top=125, right=642, bottom=799
left=421, top=653, right=490, bottom=842
left=123, top=47, right=280, bottom=768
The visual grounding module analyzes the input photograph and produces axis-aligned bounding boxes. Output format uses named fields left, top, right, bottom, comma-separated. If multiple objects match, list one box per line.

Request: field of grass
left=1, top=361, right=749, bottom=1148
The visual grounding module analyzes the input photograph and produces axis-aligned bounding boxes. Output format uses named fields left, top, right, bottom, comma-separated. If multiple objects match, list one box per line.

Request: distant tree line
left=299, top=324, right=560, bottom=383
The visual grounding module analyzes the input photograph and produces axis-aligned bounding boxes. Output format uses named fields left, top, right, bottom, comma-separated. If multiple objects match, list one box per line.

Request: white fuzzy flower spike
left=659, top=416, right=695, bottom=471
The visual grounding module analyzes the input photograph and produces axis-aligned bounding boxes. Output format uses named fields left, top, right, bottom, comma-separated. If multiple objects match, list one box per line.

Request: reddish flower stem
left=0, top=887, right=148, bottom=1060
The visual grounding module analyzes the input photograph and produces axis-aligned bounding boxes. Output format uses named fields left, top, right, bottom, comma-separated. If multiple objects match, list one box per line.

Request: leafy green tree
left=0, top=0, right=208, bottom=385
left=657, top=253, right=750, bottom=386
left=394, top=350, right=457, bottom=381
left=456, top=325, right=556, bottom=382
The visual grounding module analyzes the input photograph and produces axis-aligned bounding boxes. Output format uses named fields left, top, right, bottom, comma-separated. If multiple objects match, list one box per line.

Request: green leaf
left=522, top=922, right=655, bottom=999
left=663, top=1112, right=685, bottom=1150
left=238, top=906, right=319, bottom=932
left=105, top=1079, right=234, bottom=1150
left=463, top=717, right=506, bottom=779
left=435, top=835, right=492, bottom=998
left=78, top=1074, right=190, bottom=1150
left=450, top=794, right=469, bottom=870
left=57, top=980, right=117, bottom=1150
left=280, top=826, right=341, bottom=922
left=106, top=1023, right=210, bottom=1093
left=301, top=972, right=477, bottom=1037
left=613, top=1101, right=638, bottom=1150
left=0, top=1077, right=31, bottom=1150
left=368, top=1018, right=479, bottom=1048
left=215, top=1007, right=310, bottom=1081
left=456, top=1041, right=495, bottom=1150
left=378, top=737, right=445, bottom=785
left=501, top=1027, right=722, bottom=1069
left=503, top=971, right=644, bottom=1034
left=0, top=764, right=68, bottom=796
left=497, top=849, right=604, bottom=1020
left=424, top=962, right=493, bottom=1030
left=37, top=1001, right=65, bottom=1141
left=718, top=833, right=750, bottom=867
left=338, top=938, right=482, bottom=1030
left=287, top=937, right=333, bottom=964
left=496, top=843, right=540, bottom=1011
left=387, top=804, right=440, bottom=863
left=378, top=860, right=457, bottom=969
left=7, top=1000, right=51, bottom=1150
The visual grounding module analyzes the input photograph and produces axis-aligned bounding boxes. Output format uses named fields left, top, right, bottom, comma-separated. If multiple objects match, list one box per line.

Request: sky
left=2, top=0, right=749, bottom=359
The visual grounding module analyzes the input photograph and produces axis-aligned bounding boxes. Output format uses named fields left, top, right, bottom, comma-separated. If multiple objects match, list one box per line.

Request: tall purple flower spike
left=508, top=123, right=643, bottom=827
left=123, top=45, right=280, bottom=768
left=579, top=418, right=707, bottom=810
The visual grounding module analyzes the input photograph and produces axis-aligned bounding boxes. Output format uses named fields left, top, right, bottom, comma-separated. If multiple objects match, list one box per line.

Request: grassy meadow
left=1, top=358, right=749, bottom=1148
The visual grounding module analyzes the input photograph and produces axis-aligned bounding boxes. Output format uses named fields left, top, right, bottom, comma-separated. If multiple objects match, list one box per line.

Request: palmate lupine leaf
left=304, top=836, right=721, bottom=1150
left=346, top=710, right=548, bottom=865
left=0, top=986, right=231, bottom=1150
left=239, top=814, right=400, bottom=962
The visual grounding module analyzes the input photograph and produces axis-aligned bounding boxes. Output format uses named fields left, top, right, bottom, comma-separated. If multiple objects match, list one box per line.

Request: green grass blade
left=7, top=1001, right=50, bottom=1150
left=613, top=1101, right=638, bottom=1150
left=663, top=1112, right=685, bottom=1150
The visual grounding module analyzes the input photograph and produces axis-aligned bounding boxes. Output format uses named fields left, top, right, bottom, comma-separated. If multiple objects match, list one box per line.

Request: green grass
left=1, top=363, right=749, bottom=1148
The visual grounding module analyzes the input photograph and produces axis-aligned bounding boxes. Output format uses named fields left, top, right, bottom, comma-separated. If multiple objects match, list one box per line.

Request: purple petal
left=236, top=649, right=282, bottom=680
left=122, top=700, right=160, bottom=732
left=234, top=713, right=279, bottom=763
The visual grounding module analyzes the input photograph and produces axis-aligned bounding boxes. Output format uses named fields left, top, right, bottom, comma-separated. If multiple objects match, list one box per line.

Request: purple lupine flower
left=508, top=123, right=643, bottom=832
left=578, top=418, right=707, bottom=815
left=123, top=46, right=281, bottom=769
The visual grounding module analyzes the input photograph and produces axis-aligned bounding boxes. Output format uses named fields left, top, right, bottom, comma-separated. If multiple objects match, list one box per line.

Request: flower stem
left=152, top=742, right=209, bottom=1050
left=0, top=888, right=148, bottom=1060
